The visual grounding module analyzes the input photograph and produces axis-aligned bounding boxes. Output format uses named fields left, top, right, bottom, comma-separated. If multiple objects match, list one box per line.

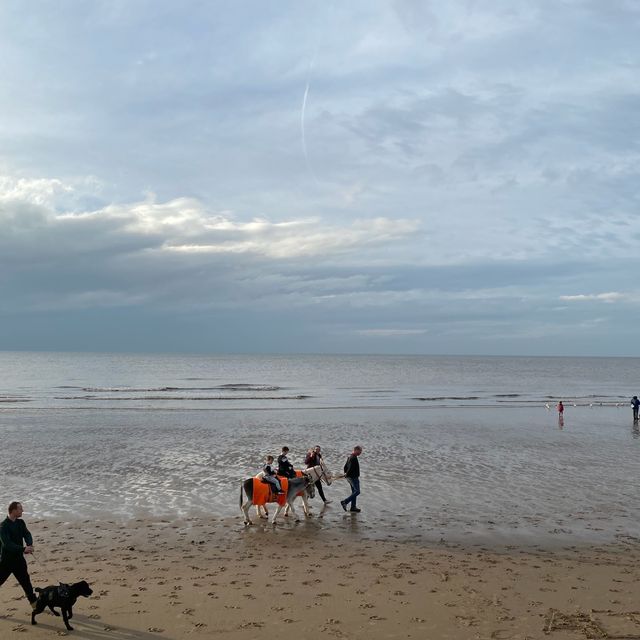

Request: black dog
left=31, top=580, right=93, bottom=631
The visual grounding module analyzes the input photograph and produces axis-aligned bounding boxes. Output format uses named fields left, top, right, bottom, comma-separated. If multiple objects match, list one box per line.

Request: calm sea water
left=2, top=352, right=640, bottom=546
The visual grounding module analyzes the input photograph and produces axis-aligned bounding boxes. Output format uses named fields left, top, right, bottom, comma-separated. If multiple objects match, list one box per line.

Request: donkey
left=241, top=473, right=312, bottom=525
left=257, top=461, right=335, bottom=520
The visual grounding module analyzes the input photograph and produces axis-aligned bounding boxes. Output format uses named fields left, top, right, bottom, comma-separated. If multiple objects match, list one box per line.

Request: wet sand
left=2, top=514, right=640, bottom=639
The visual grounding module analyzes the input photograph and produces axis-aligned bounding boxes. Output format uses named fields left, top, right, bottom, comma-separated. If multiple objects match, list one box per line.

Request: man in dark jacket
left=340, top=446, right=363, bottom=512
left=0, top=501, right=37, bottom=608
left=632, top=396, right=639, bottom=422
left=277, top=446, right=296, bottom=478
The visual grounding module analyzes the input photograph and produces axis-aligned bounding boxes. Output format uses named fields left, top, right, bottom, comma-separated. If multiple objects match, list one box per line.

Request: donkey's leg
left=287, top=500, right=301, bottom=522
left=242, top=500, right=254, bottom=525
left=271, top=504, right=283, bottom=525
left=257, top=505, right=268, bottom=519
left=301, top=495, right=312, bottom=517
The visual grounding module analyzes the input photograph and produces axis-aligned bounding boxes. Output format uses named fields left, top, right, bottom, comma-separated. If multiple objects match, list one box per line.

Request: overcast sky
left=1, top=1, right=639, bottom=356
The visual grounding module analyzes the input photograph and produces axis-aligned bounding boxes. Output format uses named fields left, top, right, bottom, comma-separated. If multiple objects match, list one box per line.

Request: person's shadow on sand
left=1, top=614, right=174, bottom=640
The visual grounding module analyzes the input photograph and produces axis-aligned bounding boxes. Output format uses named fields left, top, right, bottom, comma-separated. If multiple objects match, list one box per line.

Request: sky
left=1, top=0, right=639, bottom=356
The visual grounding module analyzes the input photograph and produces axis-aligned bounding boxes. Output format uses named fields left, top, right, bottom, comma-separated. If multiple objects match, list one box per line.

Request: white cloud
left=0, top=175, right=420, bottom=261
left=559, top=292, right=629, bottom=303
left=0, top=176, right=73, bottom=207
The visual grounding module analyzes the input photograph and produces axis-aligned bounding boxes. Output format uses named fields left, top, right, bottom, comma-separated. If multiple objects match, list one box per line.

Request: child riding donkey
left=261, top=455, right=283, bottom=496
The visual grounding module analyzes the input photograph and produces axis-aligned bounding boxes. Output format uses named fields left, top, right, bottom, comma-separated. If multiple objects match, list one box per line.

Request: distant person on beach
left=632, top=396, right=639, bottom=422
left=557, top=401, right=564, bottom=416
left=0, top=502, right=37, bottom=609
left=340, top=446, right=363, bottom=513
left=305, top=445, right=330, bottom=504
left=277, top=446, right=296, bottom=479
left=262, top=456, right=283, bottom=494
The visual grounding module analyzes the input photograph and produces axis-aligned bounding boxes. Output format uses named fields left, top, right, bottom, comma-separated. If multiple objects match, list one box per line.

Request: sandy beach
left=2, top=513, right=640, bottom=640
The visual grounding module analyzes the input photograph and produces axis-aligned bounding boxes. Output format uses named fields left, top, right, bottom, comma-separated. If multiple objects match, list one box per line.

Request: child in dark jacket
left=262, top=456, right=283, bottom=494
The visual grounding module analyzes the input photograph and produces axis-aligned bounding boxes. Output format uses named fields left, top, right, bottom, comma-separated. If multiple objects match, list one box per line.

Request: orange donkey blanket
left=252, top=471, right=304, bottom=506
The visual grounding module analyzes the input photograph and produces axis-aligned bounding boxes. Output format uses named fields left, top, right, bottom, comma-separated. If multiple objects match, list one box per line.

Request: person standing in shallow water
left=305, top=445, right=330, bottom=504
left=632, top=396, right=639, bottom=422
left=557, top=401, right=564, bottom=416
left=341, top=446, right=363, bottom=513
left=0, top=501, right=37, bottom=609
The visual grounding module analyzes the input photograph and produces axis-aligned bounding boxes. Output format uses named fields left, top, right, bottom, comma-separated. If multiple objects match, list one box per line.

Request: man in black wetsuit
left=632, top=396, right=640, bottom=422
left=277, top=446, right=296, bottom=479
left=0, top=501, right=37, bottom=609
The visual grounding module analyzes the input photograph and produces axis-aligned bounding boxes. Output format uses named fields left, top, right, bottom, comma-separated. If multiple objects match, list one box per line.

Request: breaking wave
left=81, top=384, right=282, bottom=393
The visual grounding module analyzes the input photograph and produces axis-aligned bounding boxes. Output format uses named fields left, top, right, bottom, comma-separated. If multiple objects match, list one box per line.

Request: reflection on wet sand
left=3, top=404, right=640, bottom=548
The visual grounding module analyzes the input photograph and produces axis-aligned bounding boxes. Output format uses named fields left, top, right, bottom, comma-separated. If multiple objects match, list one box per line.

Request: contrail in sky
left=301, top=49, right=320, bottom=184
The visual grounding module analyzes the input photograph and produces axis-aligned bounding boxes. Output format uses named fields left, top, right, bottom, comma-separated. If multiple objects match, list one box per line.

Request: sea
left=2, top=351, right=640, bottom=547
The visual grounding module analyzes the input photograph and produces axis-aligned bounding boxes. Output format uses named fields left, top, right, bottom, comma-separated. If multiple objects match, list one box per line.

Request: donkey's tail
left=239, top=482, right=244, bottom=509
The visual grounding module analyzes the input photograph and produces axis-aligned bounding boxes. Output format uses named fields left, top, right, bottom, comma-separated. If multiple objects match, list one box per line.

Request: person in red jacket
left=305, top=445, right=330, bottom=504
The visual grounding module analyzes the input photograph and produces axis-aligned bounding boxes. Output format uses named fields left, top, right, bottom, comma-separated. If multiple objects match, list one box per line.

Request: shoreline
left=2, top=515, right=640, bottom=639
left=19, top=501, right=634, bottom=553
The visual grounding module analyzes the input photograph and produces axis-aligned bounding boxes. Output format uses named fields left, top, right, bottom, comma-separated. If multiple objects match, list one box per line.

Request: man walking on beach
left=0, top=501, right=37, bottom=608
left=632, top=396, right=639, bottom=422
left=341, top=446, right=362, bottom=513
